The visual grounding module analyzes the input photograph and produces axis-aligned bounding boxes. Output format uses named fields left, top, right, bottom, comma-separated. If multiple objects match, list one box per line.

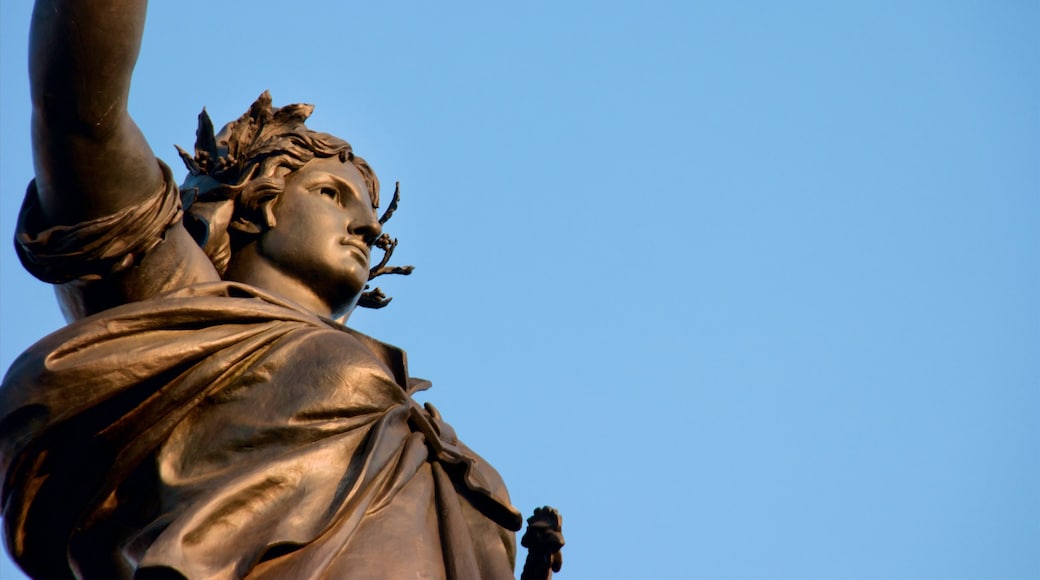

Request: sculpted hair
left=178, top=91, right=410, bottom=308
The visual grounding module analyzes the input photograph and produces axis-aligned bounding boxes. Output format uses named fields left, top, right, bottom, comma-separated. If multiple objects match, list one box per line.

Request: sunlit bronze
left=1, top=1, right=562, bottom=578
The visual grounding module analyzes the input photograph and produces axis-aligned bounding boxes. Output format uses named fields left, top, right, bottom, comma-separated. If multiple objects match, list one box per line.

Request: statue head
left=177, top=92, right=411, bottom=313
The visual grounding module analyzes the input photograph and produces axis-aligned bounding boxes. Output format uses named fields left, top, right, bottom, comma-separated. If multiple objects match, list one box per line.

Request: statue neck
left=223, top=242, right=341, bottom=320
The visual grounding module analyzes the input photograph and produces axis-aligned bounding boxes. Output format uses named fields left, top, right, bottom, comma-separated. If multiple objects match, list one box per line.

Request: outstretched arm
left=29, top=0, right=162, bottom=225
left=26, top=0, right=219, bottom=318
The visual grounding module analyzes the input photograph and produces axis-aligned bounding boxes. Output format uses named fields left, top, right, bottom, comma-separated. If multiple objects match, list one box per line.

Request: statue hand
left=520, top=506, right=564, bottom=580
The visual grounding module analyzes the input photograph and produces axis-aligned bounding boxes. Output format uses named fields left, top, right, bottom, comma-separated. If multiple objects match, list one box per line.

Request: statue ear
left=230, top=205, right=274, bottom=234
left=232, top=219, right=262, bottom=236
left=231, top=181, right=280, bottom=234
left=253, top=198, right=278, bottom=232
left=261, top=198, right=278, bottom=230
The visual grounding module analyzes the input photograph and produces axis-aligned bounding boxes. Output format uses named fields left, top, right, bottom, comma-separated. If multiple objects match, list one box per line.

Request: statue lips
left=340, top=237, right=370, bottom=266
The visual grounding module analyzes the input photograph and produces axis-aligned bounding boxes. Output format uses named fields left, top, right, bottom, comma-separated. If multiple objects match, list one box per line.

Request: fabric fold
left=1, top=282, right=518, bottom=579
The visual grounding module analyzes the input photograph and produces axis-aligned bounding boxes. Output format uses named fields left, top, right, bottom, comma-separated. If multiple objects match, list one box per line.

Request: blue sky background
left=1, top=1, right=1037, bottom=578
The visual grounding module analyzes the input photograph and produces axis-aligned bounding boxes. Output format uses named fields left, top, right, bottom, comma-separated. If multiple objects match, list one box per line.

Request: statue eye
left=318, top=187, right=339, bottom=199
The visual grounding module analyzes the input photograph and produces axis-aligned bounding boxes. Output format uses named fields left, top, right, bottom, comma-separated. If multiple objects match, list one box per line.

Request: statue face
left=257, top=156, right=381, bottom=316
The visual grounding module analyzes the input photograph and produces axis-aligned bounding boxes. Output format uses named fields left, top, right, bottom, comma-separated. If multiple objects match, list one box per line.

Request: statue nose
left=351, top=213, right=382, bottom=245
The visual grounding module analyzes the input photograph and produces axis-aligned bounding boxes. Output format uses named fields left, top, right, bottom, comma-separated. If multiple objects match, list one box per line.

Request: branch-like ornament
left=378, top=181, right=402, bottom=225
left=358, top=182, right=414, bottom=309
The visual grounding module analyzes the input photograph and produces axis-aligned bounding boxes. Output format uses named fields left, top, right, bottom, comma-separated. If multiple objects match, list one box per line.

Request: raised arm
left=29, top=0, right=162, bottom=225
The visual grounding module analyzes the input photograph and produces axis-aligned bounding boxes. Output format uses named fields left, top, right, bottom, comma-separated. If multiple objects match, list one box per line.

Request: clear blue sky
left=2, top=1, right=1037, bottom=578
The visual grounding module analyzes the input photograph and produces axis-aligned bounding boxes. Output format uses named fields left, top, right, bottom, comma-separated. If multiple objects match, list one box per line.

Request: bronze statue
left=0, top=1, right=562, bottom=578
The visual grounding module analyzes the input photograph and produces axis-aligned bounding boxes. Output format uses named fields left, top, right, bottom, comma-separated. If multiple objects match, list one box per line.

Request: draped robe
left=1, top=165, right=521, bottom=579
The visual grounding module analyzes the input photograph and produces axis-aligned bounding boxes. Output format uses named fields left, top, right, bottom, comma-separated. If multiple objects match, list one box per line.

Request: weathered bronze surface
left=1, top=1, right=562, bottom=578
